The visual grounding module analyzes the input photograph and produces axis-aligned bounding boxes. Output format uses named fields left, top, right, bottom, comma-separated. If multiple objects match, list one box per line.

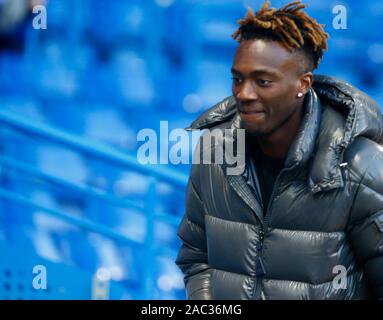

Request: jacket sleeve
left=175, top=164, right=212, bottom=300
left=346, top=142, right=383, bottom=299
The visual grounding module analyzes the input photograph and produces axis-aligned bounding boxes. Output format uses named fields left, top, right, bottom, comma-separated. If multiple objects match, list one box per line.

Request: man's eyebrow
left=231, top=67, right=279, bottom=77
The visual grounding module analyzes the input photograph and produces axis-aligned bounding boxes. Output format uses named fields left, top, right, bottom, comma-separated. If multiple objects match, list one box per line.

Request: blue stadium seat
left=0, top=242, right=127, bottom=299
left=83, top=108, right=136, bottom=150
left=88, top=0, right=154, bottom=45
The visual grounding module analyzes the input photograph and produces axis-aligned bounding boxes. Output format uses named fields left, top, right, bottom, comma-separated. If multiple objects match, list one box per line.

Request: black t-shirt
left=254, top=151, right=285, bottom=210
left=247, top=138, right=285, bottom=211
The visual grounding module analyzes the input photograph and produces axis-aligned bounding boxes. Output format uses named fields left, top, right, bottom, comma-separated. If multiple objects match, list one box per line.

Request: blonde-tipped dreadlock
left=232, top=1, right=329, bottom=69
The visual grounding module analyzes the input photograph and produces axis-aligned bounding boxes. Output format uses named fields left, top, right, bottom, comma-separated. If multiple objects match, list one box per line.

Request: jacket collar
left=308, top=102, right=346, bottom=193
left=284, top=88, right=321, bottom=170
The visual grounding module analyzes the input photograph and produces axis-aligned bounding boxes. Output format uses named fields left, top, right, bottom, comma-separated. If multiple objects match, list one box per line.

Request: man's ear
left=299, top=72, right=314, bottom=94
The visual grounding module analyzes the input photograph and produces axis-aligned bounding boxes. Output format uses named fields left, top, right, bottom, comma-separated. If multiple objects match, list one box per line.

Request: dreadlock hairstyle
left=232, top=1, right=329, bottom=70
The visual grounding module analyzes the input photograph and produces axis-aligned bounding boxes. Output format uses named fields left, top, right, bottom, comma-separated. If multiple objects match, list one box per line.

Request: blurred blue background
left=0, top=0, right=381, bottom=300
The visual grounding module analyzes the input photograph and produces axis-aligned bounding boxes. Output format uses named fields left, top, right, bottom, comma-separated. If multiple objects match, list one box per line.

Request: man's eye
left=232, top=77, right=242, bottom=85
left=258, top=79, right=272, bottom=86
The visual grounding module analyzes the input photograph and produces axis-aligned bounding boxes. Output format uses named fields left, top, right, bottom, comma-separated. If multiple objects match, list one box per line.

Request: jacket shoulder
left=344, top=137, right=383, bottom=193
left=188, top=96, right=236, bottom=130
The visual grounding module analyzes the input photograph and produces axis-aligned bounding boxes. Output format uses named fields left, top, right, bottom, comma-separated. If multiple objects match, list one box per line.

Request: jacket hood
left=187, top=75, right=383, bottom=193
left=312, top=75, right=383, bottom=146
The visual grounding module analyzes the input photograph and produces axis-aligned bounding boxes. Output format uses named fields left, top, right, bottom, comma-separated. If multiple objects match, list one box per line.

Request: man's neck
left=256, top=104, right=305, bottom=160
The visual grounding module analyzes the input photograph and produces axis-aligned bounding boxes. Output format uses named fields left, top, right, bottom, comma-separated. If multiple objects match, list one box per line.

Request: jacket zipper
left=252, top=163, right=298, bottom=300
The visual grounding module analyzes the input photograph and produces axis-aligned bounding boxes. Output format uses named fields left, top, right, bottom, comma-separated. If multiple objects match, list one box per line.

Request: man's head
left=231, top=1, right=329, bottom=136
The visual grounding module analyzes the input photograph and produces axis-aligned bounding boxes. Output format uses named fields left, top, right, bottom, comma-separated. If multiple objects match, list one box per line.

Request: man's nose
left=235, top=81, right=258, bottom=101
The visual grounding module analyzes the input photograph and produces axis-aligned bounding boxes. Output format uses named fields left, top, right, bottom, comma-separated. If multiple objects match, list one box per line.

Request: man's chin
left=244, top=125, right=272, bottom=137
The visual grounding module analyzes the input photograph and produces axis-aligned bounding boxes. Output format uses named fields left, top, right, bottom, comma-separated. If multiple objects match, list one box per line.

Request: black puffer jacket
left=175, top=75, right=383, bottom=300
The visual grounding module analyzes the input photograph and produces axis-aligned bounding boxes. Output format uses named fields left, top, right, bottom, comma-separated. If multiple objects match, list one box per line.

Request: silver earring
left=297, top=92, right=303, bottom=98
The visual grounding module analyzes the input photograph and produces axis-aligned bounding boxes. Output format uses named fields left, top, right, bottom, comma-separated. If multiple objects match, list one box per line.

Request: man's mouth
left=238, top=104, right=266, bottom=114
left=239, top=109, right=265, bottom=115
left=239, top=109, right=267, bottom=122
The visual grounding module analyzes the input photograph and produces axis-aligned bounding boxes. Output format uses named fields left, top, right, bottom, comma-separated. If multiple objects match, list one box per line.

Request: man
left=175, top=1, right=383, bottom=299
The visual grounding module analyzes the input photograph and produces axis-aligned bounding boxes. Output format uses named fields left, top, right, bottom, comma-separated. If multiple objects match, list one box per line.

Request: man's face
left=231, top=39, right=310, bottom=136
